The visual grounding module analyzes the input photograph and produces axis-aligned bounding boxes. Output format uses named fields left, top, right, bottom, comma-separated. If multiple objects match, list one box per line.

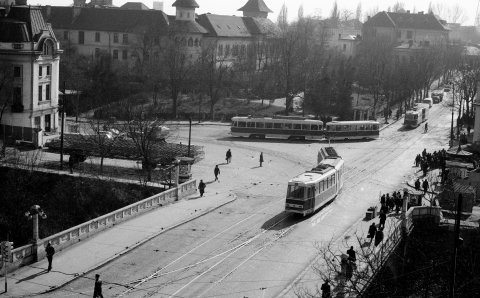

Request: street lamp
left=187, top=117, right=192, bottom=158
left=60, top=81, right=67, bottom=170
left=450, top=83, right=455, bottom=148
left=25, top=205, right=47, bottom=262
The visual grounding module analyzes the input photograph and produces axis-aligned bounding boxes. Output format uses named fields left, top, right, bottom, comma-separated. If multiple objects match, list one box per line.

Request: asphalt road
left=40, top=95, right=454, bottom=298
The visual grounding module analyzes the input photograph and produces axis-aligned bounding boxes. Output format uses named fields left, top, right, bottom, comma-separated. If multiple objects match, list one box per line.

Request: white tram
left=404, top=104, right=429, bottom=128
left=285, top=148, right=344, bottom=216
left=325, top=121, right=380, bottom=140
left=230, top=116, right=324, bottom=140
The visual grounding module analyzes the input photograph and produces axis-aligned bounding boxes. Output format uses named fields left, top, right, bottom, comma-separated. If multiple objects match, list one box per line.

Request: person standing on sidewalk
left=321, top=279, right=331, bottom=298
left=226, top=149, right=232, bottom=164
left=259, top=152, right=264, bottom=167
left=367, top=222, right=377, bottom=244
left=68, top=155, right=74, bottom=174
left=93, top=274, right=104, bottom=298
left=198, top=179, right=206, bottom=197
left=423, top=179, right=429, bottom=194
left=214, top=165, right=220, bottom=182
left=379, top=211, right=386, bottom=229
left=45, top=242, right=55, bottom=272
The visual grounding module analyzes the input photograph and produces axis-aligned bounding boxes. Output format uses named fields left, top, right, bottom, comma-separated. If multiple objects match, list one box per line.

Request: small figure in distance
left=347, top=246, right=356, bottom=262
left=424, top=122, right=428, bottom=133
left=214, top=165, right=220, bottom=182
left=198, top=179, right=206, bottom=197
left=45, top=242, right=55, bottom=272
left=93, top=274, right=104, bottom=298
left=259, top=152, right=264, bottom=167
left=226, top=149, right=232, bottom=164
left=321, top=279, right=331, bottom=298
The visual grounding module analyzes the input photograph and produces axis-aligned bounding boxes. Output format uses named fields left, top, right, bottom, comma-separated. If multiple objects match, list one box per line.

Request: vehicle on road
left=325, top=121, right=380, bottom=140
left=422, top=98, right=433, bottom=108
left=230, top=116, right=324, bottom=140
left=404, top=104, right=429, bottom=128
left=431, top=91, right=443, bottom=103
left=285, top=148, right=344, bottom=216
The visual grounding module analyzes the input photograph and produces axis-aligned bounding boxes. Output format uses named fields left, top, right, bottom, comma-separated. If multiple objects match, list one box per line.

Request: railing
left=2, top=179, right=197, bottom=272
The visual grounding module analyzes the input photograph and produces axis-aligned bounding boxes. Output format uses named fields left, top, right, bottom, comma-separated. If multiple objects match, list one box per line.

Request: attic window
left=227, top=25, right=231, bottom=29
left=237, top=25, right=241, bottom=29
left=42, top=40, right=54, bottom=55
left=216, top=25, right=221, bottom=29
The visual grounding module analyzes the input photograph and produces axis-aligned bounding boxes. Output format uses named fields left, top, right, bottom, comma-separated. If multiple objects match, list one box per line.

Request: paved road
left=39, top=96, right=453, bottom=298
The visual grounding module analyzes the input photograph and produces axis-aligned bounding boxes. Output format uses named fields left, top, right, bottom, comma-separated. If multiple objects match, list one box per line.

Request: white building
left=0, top=1, right=62, bottom=147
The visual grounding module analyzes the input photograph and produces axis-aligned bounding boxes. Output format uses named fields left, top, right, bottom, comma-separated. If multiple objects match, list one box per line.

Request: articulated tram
left=285, top=148, right=344, bottom=216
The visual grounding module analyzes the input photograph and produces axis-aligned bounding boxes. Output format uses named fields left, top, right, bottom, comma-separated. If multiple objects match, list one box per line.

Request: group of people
left=198, top=149, right=265, bottom=197
left=414, top=178, right=430, bottom=193
left=380, top=191, right=404, bottom=215
left=414, top=148, right=447, bottom=176
left=367, top=222, right=385, bottom=247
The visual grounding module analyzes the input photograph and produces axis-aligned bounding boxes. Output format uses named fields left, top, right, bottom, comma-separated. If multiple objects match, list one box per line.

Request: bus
left=230, top=116, right=324, bottom=140
left=404, top=104, right=429, bottom=128
left=325, top=121, right=380, bottom=140
left=285, top=149, right=344, bottom=216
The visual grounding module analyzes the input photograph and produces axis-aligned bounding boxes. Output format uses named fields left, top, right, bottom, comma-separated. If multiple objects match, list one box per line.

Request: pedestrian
left=226, top=149, right=232, bottom=164
left=422, top=179, right=429, bottom=193
left=45, top=242, right=55, bottom=272
left=347, top=246, right=356, bottom=262
left=424, top=122, right=428, bottom=133
left=415, top=154, right=421, bottom=167
left=93, top=274, right=104, bottom=298
left=321, top=279, right=331, bottom=298
left=367, top=222, right=377, bottom=244
left=422, top=148, right=427, bottom=159
left=68, top=155, right=74, bottom=174
left=468, top=125, right=472, bottom=135
left=414, top=178, right=421, bottom=190
left=374, top=227, right=384, bottom=246
left=214, top=165, right=220, bottom=182
left=259, top=152, right=264, bottom=167
left=379, top=211, right=386, bottom=229
left=198, top=179, right=206, bottom=197
left=380, top=194, right=385, bottom=205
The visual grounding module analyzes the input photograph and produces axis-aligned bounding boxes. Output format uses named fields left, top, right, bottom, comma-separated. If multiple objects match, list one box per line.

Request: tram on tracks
left=230, top=116, right=324, bottom=140
left=404, top=104, right=429, bottom=128
left=285, top=147, right=344, bottom=216
left=325, top=121, right=380, bottom=140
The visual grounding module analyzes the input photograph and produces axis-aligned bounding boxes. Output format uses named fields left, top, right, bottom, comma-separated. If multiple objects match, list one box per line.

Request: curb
left=35, top=194, right=238, bottom=296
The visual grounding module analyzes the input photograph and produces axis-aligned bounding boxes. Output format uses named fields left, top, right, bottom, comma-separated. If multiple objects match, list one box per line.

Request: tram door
left=307, top=186, right=315, bottom=211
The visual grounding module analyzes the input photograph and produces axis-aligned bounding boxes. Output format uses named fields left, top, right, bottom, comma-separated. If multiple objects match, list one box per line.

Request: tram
left=404, top=104, right=429, bottom=128
left=230, top=116, right=324, bottom=140
left=285, top=148, right=344, bottom=216
left=325, top=121, right=380, bottom=140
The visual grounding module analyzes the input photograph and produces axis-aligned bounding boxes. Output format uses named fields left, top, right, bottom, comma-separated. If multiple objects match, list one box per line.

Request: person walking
left=214, top=165, right=220, bottom=182
left=367, top=222, right=377, bottom=244
left=198, top=179, right=206, bottom=197
left=414, top=178, right=421, bottom=190
left=374, top=227, right=384, bottom=246
left=321, top=279, right=331, bottom=298
left=68, top=155, right=74, bottom=174
left=45, top=242, right=55, bottom=272
left=259, top=152, right=264, bottom=167
left=379, top=211, right=387, bottom=229
left=422, top=179, right=429, bottom=194
left=226, top=149, right=232, bottom=164
left=347, top=246, right=356, bottom=262
left=424, top=122, right=428, bottom=133
left=93, top=274, right=104, bottom=298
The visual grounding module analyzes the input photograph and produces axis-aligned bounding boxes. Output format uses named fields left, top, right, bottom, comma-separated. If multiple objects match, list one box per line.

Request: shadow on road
left=261, top=212, right=305, bottom=231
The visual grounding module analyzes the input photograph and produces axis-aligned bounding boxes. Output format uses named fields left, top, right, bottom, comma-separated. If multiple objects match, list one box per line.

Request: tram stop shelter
left=177, top=157, right=195, bottom=183
left=404, top=189, right=425, bottom=209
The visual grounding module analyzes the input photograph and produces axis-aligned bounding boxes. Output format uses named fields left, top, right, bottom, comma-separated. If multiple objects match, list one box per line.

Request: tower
left=238, top=0, right=273, bottom=18
left=172, top=0, right=198, bottom=22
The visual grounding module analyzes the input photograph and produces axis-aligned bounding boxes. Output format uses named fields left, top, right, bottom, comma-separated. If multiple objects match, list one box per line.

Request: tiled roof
left=242, top=16, right=279, bottom=37
left=120, top=2, right=150, bottom=10
left=365, top=11, right=448, bottom=31
left=197, top=14, right=251, bottom=37
left=172, top=0, right=199, bottom=8
left=170, top=19, right=208, bottom=34
left=2, top=6, right=49, bottom=42
left=41, top=6, right=169, bottom=33
left=238, top=0, right=272, bottom=13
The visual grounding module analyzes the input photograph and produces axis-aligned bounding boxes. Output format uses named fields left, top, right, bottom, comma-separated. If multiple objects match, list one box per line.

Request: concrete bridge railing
left=1, top=179, right=197, bottom=272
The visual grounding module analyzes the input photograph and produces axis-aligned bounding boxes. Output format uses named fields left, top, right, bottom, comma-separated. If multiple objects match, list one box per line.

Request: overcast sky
left=31, top=0, right=479, bottom=25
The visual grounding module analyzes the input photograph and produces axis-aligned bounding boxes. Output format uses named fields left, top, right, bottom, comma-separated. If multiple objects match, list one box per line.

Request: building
left=0, top=1, right=62, bottom=147
left=363, top=11, right=449, bottom=45
left=448, top=23, right=480, bottom=45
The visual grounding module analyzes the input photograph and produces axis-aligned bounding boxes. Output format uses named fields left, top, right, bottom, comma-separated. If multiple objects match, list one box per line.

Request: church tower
left=172, top=0, right=198, bottom=21
left=238, top=0, right=272, bottom=18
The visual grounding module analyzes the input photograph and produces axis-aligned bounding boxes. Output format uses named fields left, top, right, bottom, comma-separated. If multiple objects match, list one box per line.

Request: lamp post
left=25, top=205, right=47, bottom=262
left=187, top=117, right=192, bottom=158
left=450, top=83, right=455, bottom=148
left=60, top=81, right=66, bottom=170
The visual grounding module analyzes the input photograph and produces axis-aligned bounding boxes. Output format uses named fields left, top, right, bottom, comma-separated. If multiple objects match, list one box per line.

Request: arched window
left=42, top=40, right=54, bottom=55
left=194, top=38, right=199, bottom=47
left=188, top=38, right=193, bottom=47
left=240, top=44, right=246, bottom=57
left=218, top=44, right=223, bottom=56
left=181, top=38, right=187, bottom=46
left=225, top=44, right=230, bottom=56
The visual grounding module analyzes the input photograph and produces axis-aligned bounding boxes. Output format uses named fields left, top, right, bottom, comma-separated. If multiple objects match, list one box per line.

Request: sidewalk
left=2, top=191, right=236, bottom=297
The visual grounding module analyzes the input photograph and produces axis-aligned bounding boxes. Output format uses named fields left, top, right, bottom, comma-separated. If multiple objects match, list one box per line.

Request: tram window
left=238, top=121, right=246, bottom=128
left=359, top=124, right=365, bottom=130
left=302, top=124, right=309, bottom=130
left=307, top=187, right=312, bottom=198
left=373, top=124, right=379, bottom=130
left=343, top=125, right=349, bottom=131
left=256, top=122, right=265, bottom=128
left=311, top=125, right=318, bottom=130
left=247, top=122, right=255, bottom=128
left=265, top=122, right=273, bottom=129
left=232, top=121, right=237, bottom=127
left=273, top=123, right=283, bottom=129
left=285, top=123, right=292, bottom=129
left=293, top=123, right=301, bottom=130
left=288, top=185, right=305, bottom=198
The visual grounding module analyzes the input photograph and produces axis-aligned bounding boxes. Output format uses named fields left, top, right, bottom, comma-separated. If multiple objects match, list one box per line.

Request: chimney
left=45, top=5, right=51, bottom=18
left=15, top=0, right=27, bottom=5
left=73, top=6, right=81, bottom=18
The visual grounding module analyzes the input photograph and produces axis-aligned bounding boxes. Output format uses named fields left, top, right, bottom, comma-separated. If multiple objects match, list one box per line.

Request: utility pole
left=450, top=84, right=455, bottom=148
left=449, top=193, right=462, bottom=298
left=187, top=117, right=192, bottom=157
left=60, top=81, right=66, bottom=170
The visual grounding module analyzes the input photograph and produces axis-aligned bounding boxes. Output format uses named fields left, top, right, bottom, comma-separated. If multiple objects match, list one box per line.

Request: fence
left=1, top=179, right=197, bottom=272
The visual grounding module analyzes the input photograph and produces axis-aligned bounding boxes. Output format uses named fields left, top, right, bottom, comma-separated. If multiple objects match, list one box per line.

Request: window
left=338, top=33, right=341, bottom=39
left=95, top=48, right=100, bottom=58
left=95, top=32, right=100, bottom=42
left=407, top=30, right=413, bottom=39
left=45, top=84, right=50, bottom=100
left=194, top=39, right=199, bottom=47
left=288, top=185, right=305, bottom=199
left=302, top=124, right=309, bottom=130
left=256, top=122, right=265, bottom=128
left=39, top=65, right=42, bottom=77
left=34, top=116, right=41, bottom=128
left=46, top=65, right=51, bottom=76
left=311, top=125, right=318, bottom=130
left=225, top=44, right=230, bottom=56
left=113, top=50, right=118, bottom=60
left=113, top=33, right=119, bottom=43
left=246, top=122, right=255, bottom=128
left=238, top=121, right=246, bottom=128
left=123, top=34, right=129, bottom=44
left=273, top=123, right=282, bottom=129
left=122, top=50, right=128, bottom=60
left=78, top=31, right=84, bottom=44
left=343, top=44, right=347, bottom=51
left=284, top=123, right=292, bottom=129
left=188, top=38, right=193, bottom=47
left=63, top=31, right=69, bottom=40
left=43, top=40, right=53, bottom=55
left=265, top=122, right=273, bottom=129
left=293, top=123, right=301, bottom=130
left=218, top=44, right=223, bottom=56
left=38, top=85, right=43, bottom=101
left=13, top=66, right=21, bottom=78
left=44, top=114, right=51, bottom=132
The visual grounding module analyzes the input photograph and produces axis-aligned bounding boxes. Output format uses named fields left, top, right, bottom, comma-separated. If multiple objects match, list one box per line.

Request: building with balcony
left=0, top=2, right=62, bottom=147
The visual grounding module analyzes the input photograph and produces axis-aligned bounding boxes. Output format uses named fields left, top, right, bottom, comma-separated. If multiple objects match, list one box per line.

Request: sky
left=30, top=0, right=479, bottom=25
